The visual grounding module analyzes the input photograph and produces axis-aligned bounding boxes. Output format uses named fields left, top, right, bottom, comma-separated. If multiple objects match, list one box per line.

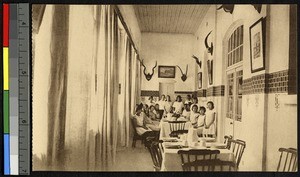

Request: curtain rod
left=114, top=5, right=140, bottom=57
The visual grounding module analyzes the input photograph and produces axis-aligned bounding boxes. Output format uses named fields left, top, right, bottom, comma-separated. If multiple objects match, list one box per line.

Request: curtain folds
left=44, top=4, right=140, bottom=171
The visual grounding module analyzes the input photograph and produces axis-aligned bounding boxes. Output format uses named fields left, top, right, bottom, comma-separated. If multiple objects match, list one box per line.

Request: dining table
left=159, top=120, right=192, bottom=140
left=160, top=137, right=235, bottom=171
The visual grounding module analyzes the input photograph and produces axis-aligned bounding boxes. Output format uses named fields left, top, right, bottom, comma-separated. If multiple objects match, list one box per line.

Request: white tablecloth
left=159, top=121, right=192, bottom=139
left=161, top=142, right=234, bottom=171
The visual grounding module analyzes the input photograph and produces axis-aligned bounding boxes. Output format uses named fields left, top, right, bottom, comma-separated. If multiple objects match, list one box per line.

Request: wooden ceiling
left=133, top=5, right=210, bottom=34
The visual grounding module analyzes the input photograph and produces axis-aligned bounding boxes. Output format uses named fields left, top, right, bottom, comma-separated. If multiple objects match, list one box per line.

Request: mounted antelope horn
left=217, top=4, right=234, bottom=14
left=176, top=65, right=188, bottom=82
left=252, top=4, right=262, bottom=13
left=192, top=55, right=202, bottom=69
left=140, top=59, right=157, bottom=81
left=204, top=31, right=213, bottom=56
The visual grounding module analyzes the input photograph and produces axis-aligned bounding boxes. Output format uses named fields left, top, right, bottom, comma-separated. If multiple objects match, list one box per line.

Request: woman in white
left=157, top=94, right=166, bottom=111
left=132, top=105, right=152, bottom=136
left=195, top=106, right=206, bottom=136
left=190, top=105, right=200, bottom=126
left=181, top=103, right=191, bottom=121
left=164, top=95, right=173, bottom=114
left=203, top=101, right=216, bottom=137
left=172, top=95, right=184, bottom=114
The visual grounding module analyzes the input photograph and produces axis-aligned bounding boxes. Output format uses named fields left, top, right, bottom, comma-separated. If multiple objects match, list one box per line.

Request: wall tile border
left=243, top=70, right=289, bottom=95
left=206, top=85, right=225, bottom=97
left=140, top=90, right=159, bottom=97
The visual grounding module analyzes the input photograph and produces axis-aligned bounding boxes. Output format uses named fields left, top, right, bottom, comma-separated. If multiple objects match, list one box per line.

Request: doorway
left=159, top=82, right=175, bottom=101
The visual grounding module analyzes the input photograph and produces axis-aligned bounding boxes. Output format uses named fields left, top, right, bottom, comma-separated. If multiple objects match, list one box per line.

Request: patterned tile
left=140, top=90, right=159, bottom=97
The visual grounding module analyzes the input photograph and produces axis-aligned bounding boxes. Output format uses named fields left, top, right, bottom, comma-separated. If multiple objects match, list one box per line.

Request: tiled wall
left=243, top=70, right=289, bottom=95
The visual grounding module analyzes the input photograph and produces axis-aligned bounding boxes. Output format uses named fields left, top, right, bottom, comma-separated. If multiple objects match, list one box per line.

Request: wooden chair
left=178, top=149, right=236, bottom=171
left=277, top=147, right=298, bottom=172
left=224, top=135, right=233, bottom=149
left=227, top=138, right=246, bottom=168
left=168, top=121, right=188, bottom=138
left=145, top=140, right=163, bottom=171
left=131, top=118, right=144, bottom=148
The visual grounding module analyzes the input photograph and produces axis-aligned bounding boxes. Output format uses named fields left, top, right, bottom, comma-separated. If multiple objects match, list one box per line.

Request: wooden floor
left=108, top=142, right=154, bottom=171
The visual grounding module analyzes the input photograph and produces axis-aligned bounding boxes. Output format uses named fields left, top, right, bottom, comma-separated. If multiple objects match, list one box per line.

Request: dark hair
left=187, top=94, right=191, bottom=99
left=166, top=95, right=171, bottom=101
left=176, top=95, right=182, bottom=102
left=199, top=106, right=206, bottom=113
left=192, top=104, right=198, bottom=111
left=193, top=97, right=198, bottom=103
left=148, top=96, right=153, bottom=100
left=144, top=104, right=149, bottom=108
left=135, top=103, right=143, bottom=112
left=207, top=101, right=215, bottom=109
left=149, top=105, right=155, bottom=110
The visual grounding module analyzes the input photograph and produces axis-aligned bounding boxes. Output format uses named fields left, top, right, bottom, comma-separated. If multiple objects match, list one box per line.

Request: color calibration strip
left=3, top=3, right=11, bottom=175
left=3, top=3, right=30, bottom=175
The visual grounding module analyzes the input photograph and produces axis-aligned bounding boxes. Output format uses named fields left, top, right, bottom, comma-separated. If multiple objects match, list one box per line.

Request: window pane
left=240, top=46, right=243, bottom=61
left=241, top=26, right=244, bottom=44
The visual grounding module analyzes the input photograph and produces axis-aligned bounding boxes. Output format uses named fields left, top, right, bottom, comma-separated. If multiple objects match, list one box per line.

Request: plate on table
left=206, top=143, right=227, bottom=149
left=198, top=137, right=216, bottom=142
left=161, top=137, right=178, bottom=142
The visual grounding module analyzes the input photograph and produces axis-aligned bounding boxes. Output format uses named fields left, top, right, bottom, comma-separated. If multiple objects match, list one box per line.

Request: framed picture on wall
left=207, top=60, right=213, bottom=85
left=198, top=72, right=202, bottom=89
left=250, top=17, right=265, bottom=73
left=158, top=66, right=176, bottom=78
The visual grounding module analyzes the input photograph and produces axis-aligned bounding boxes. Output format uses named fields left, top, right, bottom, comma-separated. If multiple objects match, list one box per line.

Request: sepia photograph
left=31, top=4, right=297, bottom=172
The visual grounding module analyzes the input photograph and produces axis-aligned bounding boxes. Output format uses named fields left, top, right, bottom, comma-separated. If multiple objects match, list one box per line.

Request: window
left=227, top=26, right=243, bottom=67
left=226, top=25, right=243, bottom=121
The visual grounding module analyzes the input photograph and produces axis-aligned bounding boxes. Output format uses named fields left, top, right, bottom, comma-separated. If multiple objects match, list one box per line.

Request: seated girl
left=181, top=103, right=191, bottom=121
left=194, top=106, right=206, bottom=136
left=162, top=107, right=177, bottom=122
left=148, top=105, right=160, bottom=120
left=203, top=101, right=216, bottom=138
left=132, top=104, right=152, bottom=136
left=190, top=105, right=200, bottom=126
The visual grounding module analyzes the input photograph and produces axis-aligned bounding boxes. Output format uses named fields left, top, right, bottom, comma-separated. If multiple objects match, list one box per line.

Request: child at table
left=190, top=105, right=200, bottom=126
left=195, top=106, right=206, bottom=136
left=203, top=101, right=216, bottom=138
left=181, top=103, right=191, bottom=121
left=149, top=105, right=160, bottom=120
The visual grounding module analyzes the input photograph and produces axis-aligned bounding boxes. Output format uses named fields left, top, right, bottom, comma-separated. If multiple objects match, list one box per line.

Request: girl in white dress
left=132, top=105, right=152, bottom=136
left=173, top=95, right=184, bottom=114
left=164, top=95, right=173, bottom=114
left=157, top=94, right=166, bottom=111
left=204, top=101, right=216, bottom=137
left=190, top=105, right=200, bottom=126
left=196, top=106, right=206, bottom=136
left=181, top=103, right=191, bottom=121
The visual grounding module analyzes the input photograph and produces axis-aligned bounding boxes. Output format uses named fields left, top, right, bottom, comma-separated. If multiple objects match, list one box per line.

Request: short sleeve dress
left=205, top=109, right=216, bottom=135
left=133, top=112, right=152, bottom=135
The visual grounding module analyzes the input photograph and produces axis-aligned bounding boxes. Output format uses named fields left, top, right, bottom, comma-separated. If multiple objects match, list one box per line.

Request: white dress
left=182, top=110, right=191, bottom=120
left=205, top=109, right=216, bottom=135
left=197, top=114, right=205, bottom=135
left=173, top=101, right=184, bottom=114
left=164, top=101, right=173, bottom=113
left=190, top=112, right=200, bottom=125
left=157, top=100, right=166, bottom=110
left=133, top=112, right=152, bottom=135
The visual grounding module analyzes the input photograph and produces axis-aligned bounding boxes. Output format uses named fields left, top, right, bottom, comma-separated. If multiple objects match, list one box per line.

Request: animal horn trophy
left=140, top=59, right=157, bottom=81
left=176, top=65, right=188, bottom=82
left=192, top=55, right=202, bottom=69
left=205, top=31, right=213, bottom=56
left=217, top=4, right=234, bottom=14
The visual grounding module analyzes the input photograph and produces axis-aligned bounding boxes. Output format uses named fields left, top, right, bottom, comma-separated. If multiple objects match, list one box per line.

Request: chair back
left=145, top=140, right=163, bottom=171
left=178, top=149, right=236, bottom=171
left=227, top=139, right=246, bottom=168
left=130, top=117, right=138, bottom=135
left=277, top=147, right=298, bottom=172
left=224, top=135, right=233, bottom=149
left=168, top=121, right=188, bottom=137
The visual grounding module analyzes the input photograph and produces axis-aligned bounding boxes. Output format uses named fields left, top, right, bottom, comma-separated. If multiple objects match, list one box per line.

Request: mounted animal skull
left=176, top=65, right=188, bottom=82
left=217, top=4, right=234, bottom=14
left=204, top=31, right=213, bottom=56
left=192, top=55, right=202, bottom=69
left=140, top=59, right=157, bottom=81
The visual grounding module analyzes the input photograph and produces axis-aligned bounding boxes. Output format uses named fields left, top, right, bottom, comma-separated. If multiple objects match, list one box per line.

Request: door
left=224, top=67, right=243, bottom=138
left=159, top=83, right=175, bottom=101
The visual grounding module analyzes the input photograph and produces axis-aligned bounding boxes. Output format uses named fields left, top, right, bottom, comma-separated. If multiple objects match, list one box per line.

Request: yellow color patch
left=3, top=47, right=9, bottom=90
